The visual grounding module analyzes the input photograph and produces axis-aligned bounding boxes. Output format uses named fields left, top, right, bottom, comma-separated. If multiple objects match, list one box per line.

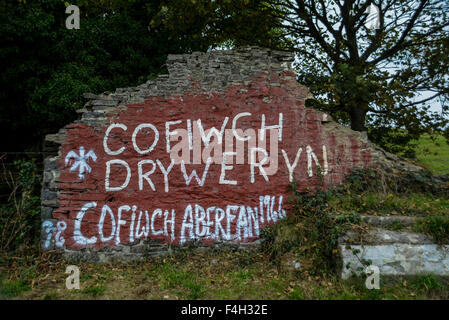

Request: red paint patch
left=53, top=72, right=371, bottom=249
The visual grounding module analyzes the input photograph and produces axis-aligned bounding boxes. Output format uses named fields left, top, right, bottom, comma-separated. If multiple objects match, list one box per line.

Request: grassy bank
left=414, top=134, right=449, bottom=175
left=1, top=250, right=449, bottom=300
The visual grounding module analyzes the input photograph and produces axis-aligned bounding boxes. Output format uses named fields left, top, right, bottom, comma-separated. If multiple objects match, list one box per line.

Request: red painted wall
left=51, top=71, right=371, bottom=249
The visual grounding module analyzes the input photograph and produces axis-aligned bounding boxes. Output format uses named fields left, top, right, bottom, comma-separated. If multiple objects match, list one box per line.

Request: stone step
left=339, top=221, right=449, bottom=279
left=360, top=215, right=416, bottom=227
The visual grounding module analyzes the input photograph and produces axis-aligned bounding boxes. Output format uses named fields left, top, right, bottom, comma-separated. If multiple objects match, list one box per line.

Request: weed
left=414, top=216, right=449, bottom=244
left=0, top=278, right=30, bottom=298
left=160, top=263, right=192, bottom=288
left=185, top=281, right=205, bottom=299
left=361, top=288, right=383, bottom=300
left=233, top=269, right=254, bottom=281
left=289, top=288, right=305, bottom=300
left=43, top=291, right=58, bottom=300
left=81, top=285, right=107, bottom=297
left=261, top=182, right=360, bottom=275
left=409, top=275, right=445, bottom=291
left=389, top=220, right=405, bottom=231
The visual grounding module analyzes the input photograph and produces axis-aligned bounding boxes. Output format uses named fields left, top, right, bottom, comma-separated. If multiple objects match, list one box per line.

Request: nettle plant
left=261, top=173, right=361, bottom=275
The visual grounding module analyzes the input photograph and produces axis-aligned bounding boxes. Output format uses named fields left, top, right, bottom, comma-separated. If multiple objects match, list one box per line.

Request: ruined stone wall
left=41, top=47, right=421, bottom=262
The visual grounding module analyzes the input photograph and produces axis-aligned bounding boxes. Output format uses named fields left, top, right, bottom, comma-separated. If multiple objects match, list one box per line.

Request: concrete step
left=339, top=216, right=449, bottom=279
left=360, top=215, right=416, bottom=227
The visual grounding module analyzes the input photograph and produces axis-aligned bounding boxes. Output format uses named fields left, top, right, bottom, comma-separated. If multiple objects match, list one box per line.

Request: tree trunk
left=349, top=107, right=367, bottom=132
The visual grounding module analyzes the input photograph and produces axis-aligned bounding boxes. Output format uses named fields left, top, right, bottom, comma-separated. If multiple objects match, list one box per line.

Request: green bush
left=368, top=127, right=418, bottom=159
left=0, top=160, right=41, bottom=254
left=261, top=179, right=361, bottom=275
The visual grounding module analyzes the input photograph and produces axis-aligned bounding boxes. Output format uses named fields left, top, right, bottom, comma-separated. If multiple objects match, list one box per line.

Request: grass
left=81, top=285, right=107, bottom=297
left=325, top=133, right=449, bottom=217
left=414, top=215, right=449, bottom=244
left=1, top=249, right=449, bottom=300
left=414, top=134, right=449, bottom=175
left=0, top=278, right=30, bottom=299
left=389, top=220, right=405, bottom=231
left=328, top=192, right=449, bottom=217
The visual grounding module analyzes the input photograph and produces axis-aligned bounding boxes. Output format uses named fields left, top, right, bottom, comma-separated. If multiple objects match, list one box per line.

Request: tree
left=258, top=0, right=449, bottom=151
left=3, top=1, right=448, bottom=156
left=151, top=0, right=449, bottom=156
left=0, top=0, right=210, bottom=153
left=149, top=0, right=291, bottom=51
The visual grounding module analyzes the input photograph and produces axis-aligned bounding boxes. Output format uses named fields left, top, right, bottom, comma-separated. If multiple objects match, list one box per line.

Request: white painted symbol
left=55, top=221, right=67, bottom=248
left=65, top=146, right=97, bottom=179
left=65, top=265, right=80, bottom=290
left=365, top=3, right=380, bottom=30
left=42, top=220, right=55, bottom=249
left=365, top=265, right=380, bottom=289
left=65, top=5, right=80, bottom=30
